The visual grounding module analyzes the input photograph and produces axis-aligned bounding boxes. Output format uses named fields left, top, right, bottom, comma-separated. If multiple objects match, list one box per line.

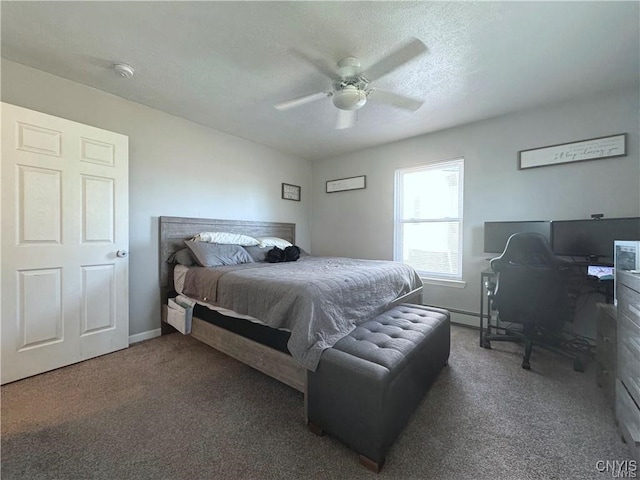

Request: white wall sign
left=519, top=133, right=627, bottom=170
left=326, top=175, right=366, bottom=193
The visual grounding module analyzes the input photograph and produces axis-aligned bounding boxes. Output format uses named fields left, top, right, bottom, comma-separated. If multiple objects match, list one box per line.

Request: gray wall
left=1, top=59, right=312, bottom=338
left=311, top=86, right=640, bottom=331
left=4, top=57, right=639, bottom=338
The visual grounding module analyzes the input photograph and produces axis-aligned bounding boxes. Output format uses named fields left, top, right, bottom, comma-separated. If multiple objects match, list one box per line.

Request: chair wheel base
left=482, top=339, right=492, bottom=349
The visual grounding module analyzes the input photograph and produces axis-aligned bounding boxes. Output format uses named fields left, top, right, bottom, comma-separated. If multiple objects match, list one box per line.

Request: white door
left=1, top=103, right=129, bottom=384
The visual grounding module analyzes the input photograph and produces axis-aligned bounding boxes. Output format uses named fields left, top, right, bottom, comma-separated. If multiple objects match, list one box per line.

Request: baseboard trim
left=129, top=328, right=161, bottom=345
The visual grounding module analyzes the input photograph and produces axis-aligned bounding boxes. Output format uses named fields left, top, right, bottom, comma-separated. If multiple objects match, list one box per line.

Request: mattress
left=174, top=264, right=271, bottom=325
left=174, top=265, right=291, bottom=353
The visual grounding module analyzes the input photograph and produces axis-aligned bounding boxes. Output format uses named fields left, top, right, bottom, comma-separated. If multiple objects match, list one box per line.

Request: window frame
left=393, top=158, right=465, bottom=281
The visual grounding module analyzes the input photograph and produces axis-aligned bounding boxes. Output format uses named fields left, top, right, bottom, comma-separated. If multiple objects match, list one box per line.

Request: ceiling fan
left=274, top=38, right=428, bottom=130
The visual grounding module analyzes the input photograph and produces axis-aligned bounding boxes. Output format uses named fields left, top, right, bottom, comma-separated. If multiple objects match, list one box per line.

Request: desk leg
left=479, top=275, right=484, bottom=347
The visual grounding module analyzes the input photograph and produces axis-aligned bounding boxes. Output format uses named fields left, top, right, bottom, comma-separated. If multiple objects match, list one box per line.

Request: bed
left=159, top=216, right=423, bottom=398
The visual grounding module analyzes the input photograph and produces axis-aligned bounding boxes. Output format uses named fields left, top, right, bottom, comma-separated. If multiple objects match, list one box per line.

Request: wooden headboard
left=159, top=216, right=296, bottom=297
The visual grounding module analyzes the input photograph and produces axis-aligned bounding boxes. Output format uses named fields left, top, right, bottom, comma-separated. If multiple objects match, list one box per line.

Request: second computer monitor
left=551, top=217, right=640, bottom=262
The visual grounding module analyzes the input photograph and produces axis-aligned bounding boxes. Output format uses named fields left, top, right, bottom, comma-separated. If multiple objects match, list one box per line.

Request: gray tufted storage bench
left=307, top=303, right=450, bottom=473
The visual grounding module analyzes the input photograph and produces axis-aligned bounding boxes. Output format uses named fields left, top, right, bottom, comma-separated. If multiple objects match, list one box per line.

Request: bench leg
left=308, top=421, right=324, bottom=437
left=359, top=455, right=383, bottom=473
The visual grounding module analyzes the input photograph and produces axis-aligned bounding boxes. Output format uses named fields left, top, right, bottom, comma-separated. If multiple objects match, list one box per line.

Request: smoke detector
left=112, top=63, right=135, bottom=79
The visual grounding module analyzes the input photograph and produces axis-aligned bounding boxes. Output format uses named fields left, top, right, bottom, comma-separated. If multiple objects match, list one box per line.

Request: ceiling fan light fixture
left=332, top=86, right=367, bottom=110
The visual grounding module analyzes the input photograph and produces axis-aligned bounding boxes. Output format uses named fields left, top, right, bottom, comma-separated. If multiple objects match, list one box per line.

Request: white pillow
left=256, top=236, right=293, bottom=249
left=193, top=231, right=259, bottom=246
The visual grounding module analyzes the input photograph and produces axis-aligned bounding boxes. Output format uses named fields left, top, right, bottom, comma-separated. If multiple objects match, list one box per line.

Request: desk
left=479, top=264, right=611, bottom=348
left=479, top=269, right=495, bottom=347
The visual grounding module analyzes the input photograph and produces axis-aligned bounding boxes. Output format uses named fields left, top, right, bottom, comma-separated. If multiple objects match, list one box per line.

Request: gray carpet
left=1, top=325, right=632, bottom=480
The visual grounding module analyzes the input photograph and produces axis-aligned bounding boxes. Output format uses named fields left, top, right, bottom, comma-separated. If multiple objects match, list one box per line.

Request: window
left=394, top=158, right=464, bottom=280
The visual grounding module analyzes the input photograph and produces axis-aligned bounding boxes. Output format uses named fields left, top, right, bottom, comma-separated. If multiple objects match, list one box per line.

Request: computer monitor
left=551, top=217, right=640, bottom=262
left=483, top=221, right=552, bottom=254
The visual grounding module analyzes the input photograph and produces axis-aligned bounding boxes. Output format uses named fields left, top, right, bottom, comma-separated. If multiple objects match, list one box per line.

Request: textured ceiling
left=2, top=2, right=639, bottom=161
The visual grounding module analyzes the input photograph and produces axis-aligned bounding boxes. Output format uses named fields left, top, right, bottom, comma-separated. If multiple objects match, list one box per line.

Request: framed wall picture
left=518, top=133, right=627, bottom=170
left=326, top=175, right=366, bottom=193
left=282, top=183, right=301, bottom=201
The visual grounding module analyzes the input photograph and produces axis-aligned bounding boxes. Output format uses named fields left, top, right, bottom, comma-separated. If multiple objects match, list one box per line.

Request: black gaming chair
left=482, top=232, right=580, bottom=370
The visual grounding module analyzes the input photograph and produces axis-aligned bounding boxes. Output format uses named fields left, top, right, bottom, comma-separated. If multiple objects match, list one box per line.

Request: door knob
left=116, top=250, right=128, bottom=258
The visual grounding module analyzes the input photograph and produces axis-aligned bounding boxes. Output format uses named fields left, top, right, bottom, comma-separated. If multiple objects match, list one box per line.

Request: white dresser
left=616, top=270, right=640, bottom=462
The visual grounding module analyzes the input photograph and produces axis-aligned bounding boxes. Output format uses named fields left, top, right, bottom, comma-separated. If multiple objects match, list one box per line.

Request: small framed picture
left=282, top=183, right=301, bottom=201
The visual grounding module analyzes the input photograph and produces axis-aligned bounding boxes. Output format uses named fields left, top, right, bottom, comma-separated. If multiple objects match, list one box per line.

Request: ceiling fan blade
left=370, top=89, right=424, bottom=112
left=361, top=38, right=427, bottom=82
left=335, top=109, right=357, bottom=130
left=274, top=91, right=330, bottom=111
left=289, top=48, right=340, bottom=81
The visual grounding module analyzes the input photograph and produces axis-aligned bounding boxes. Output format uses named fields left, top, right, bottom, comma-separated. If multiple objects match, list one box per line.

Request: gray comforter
left=182, top=256, right=423, bottom=370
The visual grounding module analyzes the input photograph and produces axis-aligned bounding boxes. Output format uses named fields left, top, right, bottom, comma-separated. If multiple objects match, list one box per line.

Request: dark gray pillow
left=168, top=248, right=195, bottom=266
left=185, top=240, right=254, bottom=267
left=243, top=246, right=272, bottom=262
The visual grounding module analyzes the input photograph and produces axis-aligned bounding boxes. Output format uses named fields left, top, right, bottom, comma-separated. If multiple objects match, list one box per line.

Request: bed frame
left=159, top=216, right=307, bottom=394
left=158, top=215, right=423, bottom=402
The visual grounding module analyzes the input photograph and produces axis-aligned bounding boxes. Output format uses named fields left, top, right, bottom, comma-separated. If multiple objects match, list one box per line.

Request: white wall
left=1, top=59, right=312, bottom=337
left=311, top=86, right=640, bottom=331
